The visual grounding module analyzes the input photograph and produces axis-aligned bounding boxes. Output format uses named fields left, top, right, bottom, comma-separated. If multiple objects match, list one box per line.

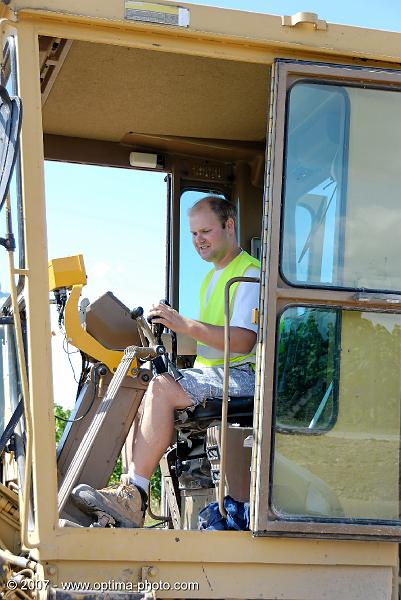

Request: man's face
left=189, top=205, right=234, bottom=264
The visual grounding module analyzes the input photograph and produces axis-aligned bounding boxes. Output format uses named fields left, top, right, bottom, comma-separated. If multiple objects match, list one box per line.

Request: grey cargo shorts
left=177, top=363, right=255, bottom=406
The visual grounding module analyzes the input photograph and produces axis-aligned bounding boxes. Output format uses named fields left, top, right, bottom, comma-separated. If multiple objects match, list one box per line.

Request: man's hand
left=148, top=303, right=189, bottom=335
left=147, top=304, right=256, bottom=354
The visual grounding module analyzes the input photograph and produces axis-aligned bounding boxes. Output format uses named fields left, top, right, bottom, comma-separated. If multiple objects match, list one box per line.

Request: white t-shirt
left=204, top=264, right=260, bottom=333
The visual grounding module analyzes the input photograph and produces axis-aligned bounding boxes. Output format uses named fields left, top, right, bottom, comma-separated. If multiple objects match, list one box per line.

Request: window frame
left=270, top=303, right=401, bottom=525
left=280, top=78, right=401, bottom=295
left=168, top=158, right=234, bottom=310
left=252, top=59, right=401, bottom=540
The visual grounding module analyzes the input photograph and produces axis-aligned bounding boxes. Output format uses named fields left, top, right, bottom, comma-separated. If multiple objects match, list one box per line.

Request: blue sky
left=195, top=0, right=401, bottom=32
left=44, top=164, right=167, bottom=407
left=2, top=0, right=401, bottom=407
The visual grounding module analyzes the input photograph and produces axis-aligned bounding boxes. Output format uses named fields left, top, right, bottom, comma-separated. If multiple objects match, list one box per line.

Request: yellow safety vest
left=194, top=250, right=260, bottom=368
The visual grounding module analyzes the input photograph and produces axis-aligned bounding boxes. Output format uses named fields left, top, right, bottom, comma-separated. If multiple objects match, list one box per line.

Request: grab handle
left=218, top=276, right=260, bottom=518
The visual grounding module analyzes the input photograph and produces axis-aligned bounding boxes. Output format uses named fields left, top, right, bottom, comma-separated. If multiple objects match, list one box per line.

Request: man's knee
left=147, top=373, right=172, bottom=395
left=146, top=373, right=192, bottom=409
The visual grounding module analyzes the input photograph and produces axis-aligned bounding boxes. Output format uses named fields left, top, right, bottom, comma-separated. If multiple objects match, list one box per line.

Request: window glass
left=277, top=307, right=338, bottom=431
left=281, top=82, right=401, bottom=292
left=272, top=307, right=401, bottom=522
left=179, top=190, right=225, bottom=319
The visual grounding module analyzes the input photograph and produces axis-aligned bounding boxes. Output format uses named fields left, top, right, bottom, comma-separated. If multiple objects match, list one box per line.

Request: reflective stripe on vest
left=194, top=250, right=260, bottom=368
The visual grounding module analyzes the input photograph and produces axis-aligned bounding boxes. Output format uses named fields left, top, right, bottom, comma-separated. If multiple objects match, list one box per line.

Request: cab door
left=252, top=59, right=401, bottom=539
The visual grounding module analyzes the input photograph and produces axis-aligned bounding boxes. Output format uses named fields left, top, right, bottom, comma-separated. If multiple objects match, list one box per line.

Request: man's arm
left=147, top=304, right=256, bottom=354
left=187, top=320, right=256, bottom=354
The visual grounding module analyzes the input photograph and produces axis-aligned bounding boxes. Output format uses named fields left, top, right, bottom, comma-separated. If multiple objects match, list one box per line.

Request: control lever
left=148, top=300, right=169, bottom=375
left=155, top=300, right=183, bottom=382
left=130, top=303, right=183, bottom=382
left=131, top=306, right=157, bottom=346
left=142, top=301, right=168, bottom=376
left=130, top=306, right=144, bottom=320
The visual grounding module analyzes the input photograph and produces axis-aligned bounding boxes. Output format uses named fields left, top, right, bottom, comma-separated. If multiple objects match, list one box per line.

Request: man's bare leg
left=130, top=373, right=193, bottom=480
left=71, top=373, right=192, bottom=526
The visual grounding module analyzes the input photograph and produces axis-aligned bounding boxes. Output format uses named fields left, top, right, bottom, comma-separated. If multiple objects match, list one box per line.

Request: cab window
left=272, top=308, right=401, bottom=521
left=179, top=189, right=226, bottom=319
left=276, top=307, right=339, bottom=432
left=282, top=81, right=401, bottom=292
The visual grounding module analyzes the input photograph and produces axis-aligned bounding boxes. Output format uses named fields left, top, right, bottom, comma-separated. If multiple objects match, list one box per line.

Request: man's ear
left=226, top=217, right=235, bottom=235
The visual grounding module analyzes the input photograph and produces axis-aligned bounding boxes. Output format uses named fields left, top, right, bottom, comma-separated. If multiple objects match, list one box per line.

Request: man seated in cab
left=73, top=196, right=261, bottom=527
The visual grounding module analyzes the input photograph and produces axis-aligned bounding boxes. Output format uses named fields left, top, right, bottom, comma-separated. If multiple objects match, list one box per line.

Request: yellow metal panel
left=39, top=529, right=397, bottom=565
left=43, top=560, right=394, bottom=599
left=63, top=285, right=138, bottom=373
left=15, top=18, right=59, bottom=547
left=20, top=11, right=276, bottom=66
left=11, top=1, right=401, bottom=66
left=39, top=535, right=397, bottom=598
left=48, top=254, right=86, bottom=291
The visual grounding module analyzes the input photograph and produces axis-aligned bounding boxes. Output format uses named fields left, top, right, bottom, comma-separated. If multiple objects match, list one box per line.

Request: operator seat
left=175, top=395, right=254, bottom=432
left=175, top=396, right=254, bottom=429
left=172, top=395, right=255, bottom=517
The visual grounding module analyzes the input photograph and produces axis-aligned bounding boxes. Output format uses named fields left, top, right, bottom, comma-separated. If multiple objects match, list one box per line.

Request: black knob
left=96, top=363, right=108, bottom=376
left=130, top=306, right=144, bottom=320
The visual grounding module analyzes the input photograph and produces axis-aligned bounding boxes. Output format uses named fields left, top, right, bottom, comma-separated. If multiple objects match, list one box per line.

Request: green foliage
left=108, top=454, right=122, bottom=485
left=277, top=309, right=337, bottom=428
left=54, top=404, right=72, bottom=443
left=150, top=465, right=161, bottom=503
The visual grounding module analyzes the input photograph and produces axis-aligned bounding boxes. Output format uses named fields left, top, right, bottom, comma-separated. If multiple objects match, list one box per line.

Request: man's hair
left=189, top=196, right=237, bottom=229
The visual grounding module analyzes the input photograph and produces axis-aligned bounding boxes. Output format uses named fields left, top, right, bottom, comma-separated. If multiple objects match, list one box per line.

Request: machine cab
left=1, top=2, right=401, bottom=598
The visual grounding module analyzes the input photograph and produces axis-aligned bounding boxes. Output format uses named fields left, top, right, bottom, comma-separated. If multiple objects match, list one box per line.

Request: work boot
left=71, top=477, right=147, bottom=528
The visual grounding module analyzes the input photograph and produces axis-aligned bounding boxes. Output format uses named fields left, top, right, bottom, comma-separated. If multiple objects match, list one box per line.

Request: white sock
left=128, top=469, right=149, bottom=495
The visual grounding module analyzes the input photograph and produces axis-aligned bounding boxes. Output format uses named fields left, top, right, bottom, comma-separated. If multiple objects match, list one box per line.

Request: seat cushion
left=189, top=396, right=254, bottom=422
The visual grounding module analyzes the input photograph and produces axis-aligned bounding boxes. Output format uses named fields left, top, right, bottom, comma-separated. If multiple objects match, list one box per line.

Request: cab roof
left=6, top=0, right=401, bottom=150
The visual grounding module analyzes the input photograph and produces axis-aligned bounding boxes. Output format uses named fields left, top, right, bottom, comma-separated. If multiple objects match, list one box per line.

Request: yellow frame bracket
left=64, top=285, right=138, bottom=375
left=282, top=12, right=327, bottom=31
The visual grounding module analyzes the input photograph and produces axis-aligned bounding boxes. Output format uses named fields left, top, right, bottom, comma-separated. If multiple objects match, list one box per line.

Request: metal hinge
left=282, top=12, right=327, bottom=31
